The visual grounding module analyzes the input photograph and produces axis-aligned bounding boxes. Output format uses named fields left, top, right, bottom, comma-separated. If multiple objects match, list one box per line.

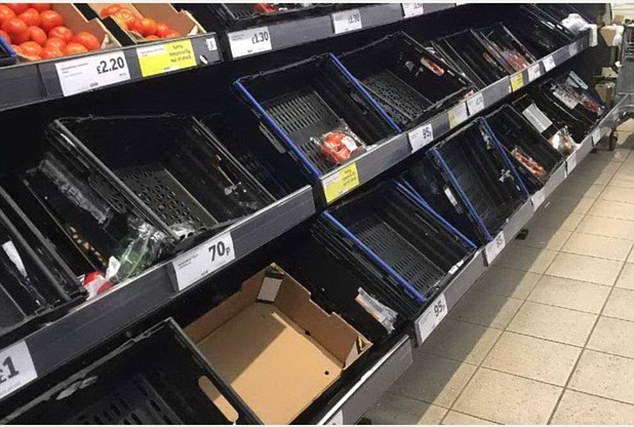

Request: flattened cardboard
left=185, top=264, right=371, bottom=425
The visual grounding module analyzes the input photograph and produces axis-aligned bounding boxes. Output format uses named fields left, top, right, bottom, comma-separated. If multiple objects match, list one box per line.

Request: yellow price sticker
left=322, top=163, right=360, bottom=204
left=136, top=40, right=197, bottom=78
left=510, top=72, right=524, bottom=92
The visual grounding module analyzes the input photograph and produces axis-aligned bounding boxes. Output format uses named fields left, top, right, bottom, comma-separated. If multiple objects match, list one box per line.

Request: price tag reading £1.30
left=55, top=50, right=130, bottom=97
left=409, top=123, right=434, bottom=152
left=228, top=26, right=272, bottom=58
left=485, top=231, right=506, bottom=265
left=402, top=3, right=424, bottom=18
left=415, top=293, right=448, bottom=344
left=332, top=9, right=362, bottom=34
left=0, top=341, right=37, bottom=400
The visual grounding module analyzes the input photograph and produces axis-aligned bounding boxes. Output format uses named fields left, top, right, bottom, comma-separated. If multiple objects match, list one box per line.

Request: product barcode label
left=409, top=123, right=434, bottom=152
left=136, top=40, right=196, bottom=77
left=485, top=231, right=506, bottom=264
left=531, top=189, right=546, bottom=211
left=0, top=341, right=37, bottom=400
left=55, top=50, right=130, bottom=97
left=172, top=232, right=236, bottom=291
left=466, top=92, right=485, bottom=115
left=527, top=63, right=541, bottom=82
left=592, top=128, right=602, bottom=145
left=543, top=55, right=556, bottom=72
left=448, top=102, right=468, bottom=129
left=415, top=293, right=448, bottom=344
left=228, top=26, right=272, bottom=58
left=566, top=151, right=578, bottom=175
left=402, top=3, right=424, bottom=18
left=510, top=72, right=524, bottom=92
left=332, top=9, right=362, bottom=34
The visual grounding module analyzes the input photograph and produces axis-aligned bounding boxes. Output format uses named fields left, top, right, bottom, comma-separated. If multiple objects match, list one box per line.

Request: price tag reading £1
left=228, top=26, right=272, bottom=58
left=332, top=9, right=362, bottom=34
left=172, top=232, right=236, bottom=291
left=402, top=3, right=424, bottom=18
left=409, top=123, right=434, bottom=152
left=55, top=50, right=130, bottom=97
left=0, top=341, right=37, bottom=400
left=485, top=231, right=506, bottom=265
left=415, top=293, right=448, bottom=344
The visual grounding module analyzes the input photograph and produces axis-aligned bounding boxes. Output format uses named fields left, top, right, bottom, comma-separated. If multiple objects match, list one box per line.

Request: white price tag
left=0, top=341, right=37, bottom=400
left=485, top=231, right=506, bottom=264
left=543, top=55, right=556, bottom=72
left=408, top=123, right=434, bottom=152
left=592, top=128, right=602, bottom=145
left=327, top=411, right=344, bottom=424
left=402, top=3, right=424, bottom=18
left=527, top=63, right=541, bottom=82
left=415, top=293, right=448, bottom=344
left=569, top=43, right=578, bottom=57
left=55, top=51, right=130, bottom=97
left=228, top=26, right=272, bottom=58
left=531, top=189, right=546, bottom=211
left=448, top=102, right=468, bottom=129
left=332, top=9, right=362, bottom=34
left=589, top=24, right=598, bottom=47
left=466, top=92, right=484, bottom=115
left=567, top=151, right=578, bottom=175
left=172, top=232, right=236, bottom=291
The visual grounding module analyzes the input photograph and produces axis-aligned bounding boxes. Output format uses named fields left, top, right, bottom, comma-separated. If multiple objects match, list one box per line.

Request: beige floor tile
left=601, top=185, right=634, bottom=204
left=551, top=389, right=634, bottom=425
left=453, top=368, right=562, bottom=424
left=569, top=350, right=634, bottom=404
left=482, top=332, right=581, bottom=386
left=553, top=180, right=604, bottom=199
left=495, top=245, right=557, bottom=274
left=528, top=275, right=611, bottom=314
left=576, top=215, right=634, bottom=240
left=562, top=232, right=633, bottom=261
left=529, top=208, right=584, bottom=231
left=610, top=170, right=634, bottom=188
left=545, top=252, right=623, bottom=286
left=365, top=393, right=447, bottom=424
left=514, top=226, right=572, bottom=251
left=546, top=195, right=595, bottom=214
left=507, top=301, right=597, bottom=346
left=585, top=148, right=630, bottom=163
left=448, top=290, right=523, bottom=329
left=617, top=118, right=634, bottom=132
left=616, top=263, right=634, bottom=290
left=603, top=288, right=634, bottom=322
left=590, top=199, right=634, bottom=221
left=588, top=316, right=634, bottom=359
left=472, top=266, right=541, bottom=299
left=422, top=319, right=502, bottom=365
left=390, top=353, right=476, bottom=408
left=569, top=161, right=620, bottom=185
left=442, top=411, right=496, bottom=425
left=628, top=249, right=634, bottom=264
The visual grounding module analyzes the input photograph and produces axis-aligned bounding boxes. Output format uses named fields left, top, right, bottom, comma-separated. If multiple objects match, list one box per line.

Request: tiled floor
left=365, top=120, right=634, bottom=424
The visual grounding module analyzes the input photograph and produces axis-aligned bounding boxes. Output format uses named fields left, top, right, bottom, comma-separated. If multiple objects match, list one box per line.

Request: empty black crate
left=485, top=105, right=565, bottom=192
left=429, top=119, right=529, bottom=242
left=338, top=32, right=474, bottom=130
left=7, top=319, right=258, bottom=424
left=234, top=53, right=400, bottom=177
left=473, top=23, right=538, bottom=73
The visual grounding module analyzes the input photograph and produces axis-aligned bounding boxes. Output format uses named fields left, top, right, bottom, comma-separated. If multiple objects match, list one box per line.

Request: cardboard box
left=613, top=14, right=626, bottom=25
left=600, top=25, right=620, bottom=46
left=595, top=81, right=615, bottom=105
left=185, top=264, right=372, bottom=425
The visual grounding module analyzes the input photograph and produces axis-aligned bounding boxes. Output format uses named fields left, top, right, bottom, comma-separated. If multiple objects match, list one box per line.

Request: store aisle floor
left=364, top=119, right=634, bottom=425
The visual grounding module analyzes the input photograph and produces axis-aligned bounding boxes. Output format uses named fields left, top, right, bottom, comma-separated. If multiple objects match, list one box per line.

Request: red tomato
left=100, top=3, right=123, bottom=18
left=44, top=36, right=64, bottom=49
left=19, top=40, right=42, bottom=57
left=62, top=41, right=87, bottom=56
left=5, top=4, right=29, bottom=14
left=17, top=7, right=39, bottom=26
left=40, top=45, right=62, bottom=59
left=155, top=21, right=170, bottom=38
left=29, top=3, right=50, bottom=13
left=1, top=17, right=28, bottom=44
left=10, top=43, right=21, bottom=54
left=39, top=9, right=63, bottom=32
left=0, top=29, right=10, bottom=44
left=48, top=25, right=72, bottom=43
left=112, top=8, right=136, bottom=30
left=145, top=34, right=159, bottom=40
left=134, top=17, right=157, bottom=37
left=72, top=31, right=100, bottom=51
left=27, top=25, right=46, bottom=45
left=0, top=4, right=15, bottom=26
left=162, top=29, right=180, bottom=39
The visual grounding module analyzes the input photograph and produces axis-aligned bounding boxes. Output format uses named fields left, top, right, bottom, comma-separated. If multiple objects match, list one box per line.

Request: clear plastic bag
left=311, top=122, right=366, bottom=166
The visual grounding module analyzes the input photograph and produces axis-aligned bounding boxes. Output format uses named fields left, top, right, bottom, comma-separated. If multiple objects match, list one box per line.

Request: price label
left=569, top=42, right=578, bottom=57
left=589, top=24, right=598, bottom=47
left=402, top=3, right=424, bottom=18
left=531, top=189, right=546, bottom=211
left=55, top=50, right=130, bottom=97
left=409, top=123, right=434, bottom=152
left=136, top=40, right=197, bottom=77
left=327, top=411, right=344, bottom=424
left=527, top=63, right=541, bottom=82
left=172, top=232, right=236, bottom=291
left=415, top=293, right=448, bottom=344
left=485, top=231, right=506, bottom=264
left=332, top=9, right=362, bottom=34
left=0, top=341, right=37, bottom=400
left=543, top=55, right=556, bottom=72
left=322, top=162, right=360, bottom=204
left=566, top=151, right=578, bottom=175
left=448, top=102, right=468, bottom=129
left=592, top=128, right=602, bottom=145
left=228, top=26, right=272, bottom=59
left=466, top=92, right=484, bottom=115
left=510, top=72, right=524, bottom=92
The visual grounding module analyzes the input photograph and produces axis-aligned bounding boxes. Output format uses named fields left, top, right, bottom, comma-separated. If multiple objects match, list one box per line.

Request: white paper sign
left=466, top=92, right=485, bottom=115
left=531, top=189, right=546, bottom=211
left=0, top=341, right=37, bottom=400
left=415, top=293, right=448, bottom=344
left=543, top=55, right=556, bottom=72
left=567, top=151, right=578, bottom=174
left=332, top=9, right=362, bottom=34
left=592, top=128, right=602, bottom=145
left=326, top=411, right=344, bottom=424
left=522, top=103, right=553, bottom=134
left=402, top=3, right=424, bottom=18
left=172, top=232, right=235, bottom=291
left=409, top=123, right=434, bottom=152
left=448, top=102, right=468, bottom=129
left=228, top=26, right=272, bottom=58
left=55, top=50, right=130, bottom=97
left=485, top=231, right=506, bottom=264
left=527, top=63, right=541, bottom=82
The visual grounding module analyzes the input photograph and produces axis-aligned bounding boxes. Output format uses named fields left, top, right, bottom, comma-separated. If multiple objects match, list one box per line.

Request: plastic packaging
left=311, top=123, right=366, bottom=166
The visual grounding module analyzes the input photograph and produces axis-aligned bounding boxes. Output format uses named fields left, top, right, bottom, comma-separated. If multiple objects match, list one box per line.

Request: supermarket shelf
left=0, top=33, right=222, bottom=112
left=221, top=3, right=455, bottom=60
left=0, top=185, right=316, bottom=406
left=318, top=32, right=592, bottom=205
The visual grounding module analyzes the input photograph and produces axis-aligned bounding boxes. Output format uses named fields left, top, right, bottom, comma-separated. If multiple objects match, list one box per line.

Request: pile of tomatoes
left=0, top=3, right=101, bottom=60
left=100, top=4, right=180, bottom=41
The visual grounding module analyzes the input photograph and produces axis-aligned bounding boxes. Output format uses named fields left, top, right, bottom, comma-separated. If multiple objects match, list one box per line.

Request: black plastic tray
left=474, top=23, right=537, bottom=73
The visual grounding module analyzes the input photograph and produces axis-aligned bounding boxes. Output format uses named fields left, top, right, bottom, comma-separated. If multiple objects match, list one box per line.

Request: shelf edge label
left=55, top=50, right=131, bottom=97
left=531, top=189, right=546, bottom=212
left=591, top=128, right=602, bottom=145
left=484, top=231, right=505, bottom=265
left=466, top=92, right=484, bottom=115
left=322, top=162, right=360, bottom=204
left=136, top=39, right=197, bottom=78
left=527, top=63, right=541, bottom=82
left=566, top=150, right=578, bottom=175
left=332, top=9, right=362, bottom=34
left=228, top=26, right=272, bottom=58
left=402, top=3, right=424, bottom=18
left=543, top=55, right=556, bottom=72
left=510, top=72, right=524, bottom=92
left=409, top=123, right=434, bottom=152
left=0, top=341, right=37, bottom=400
left=448, top=102, right=468, bottom=129
left=415, top=293, right=448, bottom=344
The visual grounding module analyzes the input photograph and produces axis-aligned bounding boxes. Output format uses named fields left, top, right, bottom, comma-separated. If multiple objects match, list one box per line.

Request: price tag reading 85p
left=0, top=341, right=37, bottom=400
left=228, top=26, right=272, bottom=58
left=332, top=9, right=362, bottom=34
left=55, top=50, right=130, bottom=97
left=415, top=293, right=448, bottom=344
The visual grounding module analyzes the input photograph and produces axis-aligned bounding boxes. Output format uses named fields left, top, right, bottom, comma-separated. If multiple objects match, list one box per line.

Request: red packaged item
left=313, top=125, right=365, bottom=166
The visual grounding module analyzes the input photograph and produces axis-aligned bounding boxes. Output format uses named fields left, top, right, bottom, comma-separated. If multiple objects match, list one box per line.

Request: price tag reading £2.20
left=332, top=9, right=362, bottom=34
left=408, top=123, right=434, bottom=152
left=485, top=231, right=506, bottom=265
left=415, top=293, right=448, bottom=344
left=228, top=26, right=272, bottom=59
left=0, top=341, right=37, bottom=400
left=55, top=50, right=130, bottom=97
left=172, top=232, right=236, bottom=291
